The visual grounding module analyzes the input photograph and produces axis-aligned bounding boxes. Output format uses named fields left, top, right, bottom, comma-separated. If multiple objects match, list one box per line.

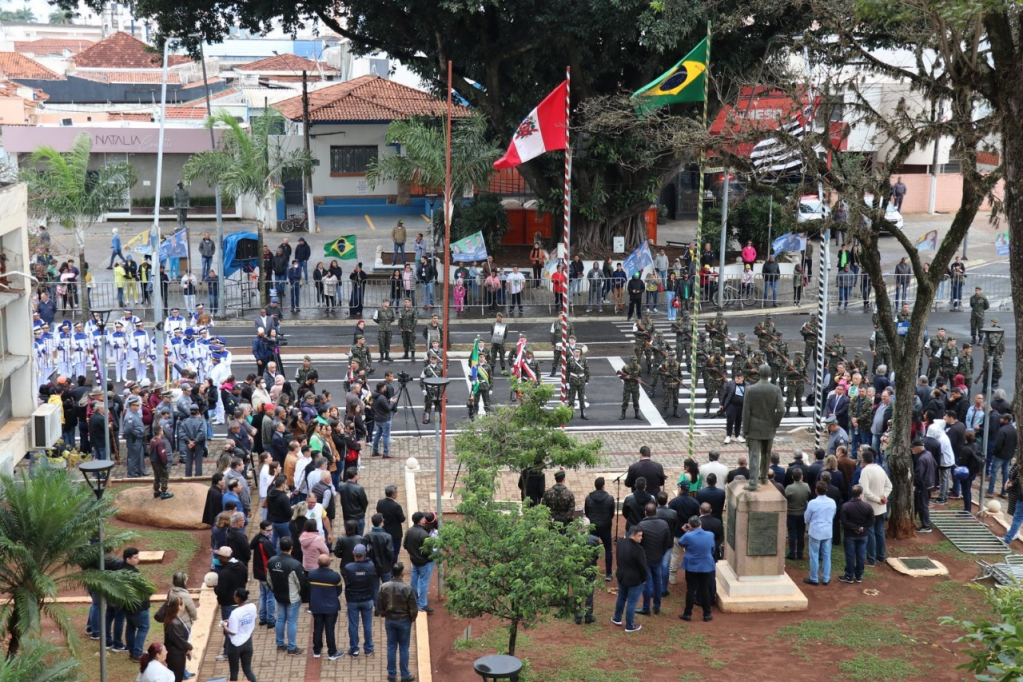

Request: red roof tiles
left=0, top=52, right=62, bottom=80
left=275, top=75, right=467, bottom=122
left=14, top=38, right=94, bottom=56
left=236, top=54, right=337, bottom=74
left=72, top=32, right=191, bottom=69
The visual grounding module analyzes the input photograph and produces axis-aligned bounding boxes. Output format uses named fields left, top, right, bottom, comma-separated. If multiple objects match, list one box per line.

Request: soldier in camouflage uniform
left=706, top=311, right=729, bottom=355
left=730, top=332, right=750, bottom=378
left=755, top=313, right=778, bottom=353
left=490, top=313, right=508, bottom=372
left=425, top=339, right=443, bottom=366
left=785, top=352, right=808, bottom=416
left=704, top=350, right=727, bottom=417
left=541, top=470, right=576, bottom=521
left=850, top=351, right=868, bottom=378
left=472, top=337, right=492, bottom=367
left=746, top=351, right=764, bottom=385
left=927, top=328, right=948, bottom=384
left=349, top=335, right=372, bottom=375
left=567, top=347, right=590, bottom=420
left=634, top=313, right=654, bottom=368
left=549, top=314, right=576, bottom=377
left=646, top=331, right=669, bottom=392
left=619, top=356, right=644, bottom=420
left=420, top=356, right=444, bottom=424
left=940, top=337, right=960, bottom=383
left=958, top=343, right=974, bottom=388
left=468, top=356, right=492, bottom=420
left=694, top=333, right=710, bottom=391
left=422, top=314, right=443, bottom=353
left=982, top=319, right=1005, bottom=389
left=399, top=298, right=419, bottom=359
left=659, top=350, right=683, bottom=418
left=825, top=333, right=845, bottom=378
left=849, top=381, right=874, bottom=446
left=896, top=303, right=912, bottom=355
left=969, top=287, right=990, bottom=345
left=869, top=323, right=890, bottom=374
left=765, top=332, right=788, bottom=385
left=373, top=299, right=396, bottom=362
left=800, top=316, right=819, bottom=368
left=671, top=310, right=693, bottom=372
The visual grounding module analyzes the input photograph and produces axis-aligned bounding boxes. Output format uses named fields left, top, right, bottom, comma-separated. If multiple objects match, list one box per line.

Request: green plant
left=131, top=195, right=225, bottom=208
left=0, top=639, right=78, bottom=681
left=0, top=468, right=152, bottom=657
left=21, top=133, right=137, bottom=315
left=942, top=584, right=1023, bottom=681
left=837, top=653, right=919, bottom=681
left=435, top=193, right=511, bottom=255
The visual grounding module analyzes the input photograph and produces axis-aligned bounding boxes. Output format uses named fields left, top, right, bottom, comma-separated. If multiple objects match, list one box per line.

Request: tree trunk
left=574, top=213, right=648, bottom=259
left=887, top=362, right=920, bottom=538
left=6, top=608, right=19, bottom=658
left=255, top=196, right=267, bottom=307
left=507, top=617, right=519, bottom=656
left=1002, top=95, right=1023, bottom=461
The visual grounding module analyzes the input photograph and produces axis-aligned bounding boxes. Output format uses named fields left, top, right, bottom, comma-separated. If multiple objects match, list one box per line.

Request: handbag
left=672, top=297, right=681, bottom=309
left=657, top=283, right=664, bottom=293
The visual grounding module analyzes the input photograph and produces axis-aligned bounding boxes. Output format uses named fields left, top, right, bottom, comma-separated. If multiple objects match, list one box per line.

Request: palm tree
left=0, top=468, right=151, bottom=657
left=47, top=10, right=76, bottom=24
left=183, top=109, right=313, bottom=302
left=366, top=113, right=501, bottom=249
left=20, top=134, right=136, bottom=315
left=0, top=8, right=36, bottom=22
left=0, top=640, right=78, bottom=680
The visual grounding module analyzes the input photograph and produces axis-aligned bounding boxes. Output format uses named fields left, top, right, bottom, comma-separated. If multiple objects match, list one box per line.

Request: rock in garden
left=114, top=483, right=211, bottom=529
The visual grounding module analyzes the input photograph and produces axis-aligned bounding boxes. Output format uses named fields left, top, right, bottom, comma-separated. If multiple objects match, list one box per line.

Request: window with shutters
left=329, top=145, right=378, bottom=175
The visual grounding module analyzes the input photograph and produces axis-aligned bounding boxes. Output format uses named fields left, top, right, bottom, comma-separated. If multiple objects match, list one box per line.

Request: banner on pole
left=772, top=232, right=806, bottom=256
left=158, top=229, right=189, bottom=260
left=124, top=230, right=153, bottom=255
left=450, top=231, right=488, bottom=262
left=622, top=240, right=653, bottom=276
left=915, top=230, right=938, bottom=251
left=996, top=231, right=1010, bottom=256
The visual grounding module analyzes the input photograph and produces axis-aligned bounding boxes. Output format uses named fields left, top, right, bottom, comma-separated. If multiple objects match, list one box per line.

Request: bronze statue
left=740, top=363, right=786, bottom=490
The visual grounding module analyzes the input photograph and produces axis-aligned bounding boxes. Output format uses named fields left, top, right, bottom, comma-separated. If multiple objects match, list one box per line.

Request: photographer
left=371, top=382, right=399, bottom=459
left=252, top=328, right=274, bottom=378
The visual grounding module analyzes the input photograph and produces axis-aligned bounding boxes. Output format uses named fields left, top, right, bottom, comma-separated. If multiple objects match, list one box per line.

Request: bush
left=433, top=193, right=510, bottom=255
left=941, top=584, right=1023, bottom=680
left=131, top=195, right=223, bottom=208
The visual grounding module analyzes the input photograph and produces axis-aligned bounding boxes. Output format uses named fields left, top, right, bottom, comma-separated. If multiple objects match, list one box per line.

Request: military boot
left=620, top=409, right=627, bottom=421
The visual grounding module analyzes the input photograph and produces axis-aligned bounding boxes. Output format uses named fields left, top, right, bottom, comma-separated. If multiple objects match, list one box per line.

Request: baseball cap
left=353, top=544, right=367, bottom=557
left=823, top=415, right=836, bottom=424
left=217, top=546, right=233, bottom=558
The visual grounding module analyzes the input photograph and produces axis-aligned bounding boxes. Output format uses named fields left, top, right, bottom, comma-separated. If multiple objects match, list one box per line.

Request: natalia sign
left=2, top=126, right=221, bottom=154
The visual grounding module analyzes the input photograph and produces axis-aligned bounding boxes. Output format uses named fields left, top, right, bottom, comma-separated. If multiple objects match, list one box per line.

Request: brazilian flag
left=324, top=235, right=357, bottom=260
left=633, top=38, right=709, bottom=112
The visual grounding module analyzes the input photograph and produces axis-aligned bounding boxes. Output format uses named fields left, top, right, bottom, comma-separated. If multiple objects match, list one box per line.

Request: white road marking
left=607, top=356, right=667, bottom=428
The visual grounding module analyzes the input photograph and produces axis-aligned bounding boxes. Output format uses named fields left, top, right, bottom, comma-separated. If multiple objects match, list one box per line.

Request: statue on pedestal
left=174, top=181, right=190, bottom=228
left=740, top=363, right=785, bottom=490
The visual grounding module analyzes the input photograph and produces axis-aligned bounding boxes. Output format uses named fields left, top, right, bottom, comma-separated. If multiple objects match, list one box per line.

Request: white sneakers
left=738, top=435, right=746, bottom=444
left=723, top=436, right=731, bottom=444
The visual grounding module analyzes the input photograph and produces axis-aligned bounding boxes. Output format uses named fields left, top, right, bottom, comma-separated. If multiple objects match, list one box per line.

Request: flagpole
left=441, top=60, right=453, bottom=490
left=688, top=22, right=711, bottom=460
left=560, top=66, right=572, bottom=406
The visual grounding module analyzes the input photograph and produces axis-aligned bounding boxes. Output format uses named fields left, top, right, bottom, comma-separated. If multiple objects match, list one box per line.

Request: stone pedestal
left=716, top=480, right=807, bottom=613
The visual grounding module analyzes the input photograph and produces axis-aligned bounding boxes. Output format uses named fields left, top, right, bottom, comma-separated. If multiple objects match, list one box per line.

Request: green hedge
left=131, top=195, right=224, bottom=208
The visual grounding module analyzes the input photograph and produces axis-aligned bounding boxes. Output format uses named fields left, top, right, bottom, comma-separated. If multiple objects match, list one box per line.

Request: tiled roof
left=72, top=32, right=191, bottom=69
left=108, top=112, right=153, bottom=121
left=236, top=54, right=337, bottom=73
left=275, top=75, right=468, bottom=122
left=0, top=52, right=62, bottom=80
left=14, top=38, right=94, bottom=55
left=74, top=70, right=184, bottom=84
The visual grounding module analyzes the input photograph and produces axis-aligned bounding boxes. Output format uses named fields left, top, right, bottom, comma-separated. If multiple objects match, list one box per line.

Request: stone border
left=189, top=584, right=219, bottom=676
left=405, top=460, right=433, bottom=682
left=886, top=557, right=949, bottom=577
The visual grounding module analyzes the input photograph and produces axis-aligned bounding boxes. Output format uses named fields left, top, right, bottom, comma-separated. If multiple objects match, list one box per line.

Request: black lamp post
left=474, top=654, right=523, bottom=681
left=978, top=325, right=1005, bottom=514
left=424, top=375, right=450, bottom=595
left=91, top=310, right=113, bottom=463
left=80, top=459, right=115, bottom=682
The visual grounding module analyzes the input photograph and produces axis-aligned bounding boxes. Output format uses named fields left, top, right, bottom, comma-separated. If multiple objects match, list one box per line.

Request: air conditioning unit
left=32, top=403, right=61, bottom=450
left=60, top=118, right=74, bottom=126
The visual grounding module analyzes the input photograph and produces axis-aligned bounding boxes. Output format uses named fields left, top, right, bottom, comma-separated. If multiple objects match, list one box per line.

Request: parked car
left=862, top=193, right=904, bottom=231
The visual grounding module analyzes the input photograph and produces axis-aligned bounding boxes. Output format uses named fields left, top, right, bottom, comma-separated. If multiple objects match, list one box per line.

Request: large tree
left=21, top=134, right=136, bottom=316
left=97, top=0, right=809, bottom=253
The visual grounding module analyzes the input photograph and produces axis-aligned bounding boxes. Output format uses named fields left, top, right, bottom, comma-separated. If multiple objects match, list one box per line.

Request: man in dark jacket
left=225, top=512, right=251, bottom=565
left=695, top=473, right=725, bottom=520
left=365, top=514, right=395, bottom=606
left=266, top=475, right=294, bottom=547
left=911, top=439, right=937, bottom=533
left=376, top=486, right=406, bottom=562
left=213, top=546, right=248, bottom=660
left=622, top=478, right=654, bottom=531
left=638, top=503, right=672, bottom=615
left=379, top=563, right=418, bottom=681
left=340, top=469, right=369, bottom=534
left=726, top=455, right=752, bottom=484
left=655, top=491, right=680, bottom=595
left=839, top=485, right=874, bottom=583
left=249, top=521, right=277, bottom=626
left=806, top=449, right=826, bottom=491
left=517, top=466, right=546, bottom=506
left=88, top=402, right=108, bottom=460
left=308, top=554, right=344, bottom=660
left=343, top=544, right=378, bottom=656
left=267, top=537, right=307, bottom=655
left=403, top=512, right=435, bottom=613
left=201, top=473, right=225, bottom=528
left=584, top=477, right=616, bottom=580
left=611, top=526, right=647, bottom=632
left=990, top=413, right=1017, bottom=496
left=624, top=446, right=666, bottom=497
left=668, top=481, right=700, bottom=587
left=333, top=519, right=364, bottom=567
left=783, top=452, right=811, bottom=486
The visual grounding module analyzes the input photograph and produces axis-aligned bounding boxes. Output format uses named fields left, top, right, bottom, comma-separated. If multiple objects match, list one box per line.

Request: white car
left=796, top=195, right=831, bottom=223
left=862, top=194, right=904, bottom=231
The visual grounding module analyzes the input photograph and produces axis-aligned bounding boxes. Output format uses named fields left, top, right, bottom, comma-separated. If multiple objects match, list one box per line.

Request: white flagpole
left=560, top=67, right=572, bottom=406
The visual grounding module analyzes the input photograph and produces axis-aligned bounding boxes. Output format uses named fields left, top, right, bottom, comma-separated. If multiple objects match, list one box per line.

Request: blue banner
left=772, top=232, right=806, bottom=256
left=158, top=229, right=189, bottom=261
left=450, top=231, right=488, bottom=263
left=622, top=240, right=653, bottom=276
left=996, top=232, right=1010, bottom=256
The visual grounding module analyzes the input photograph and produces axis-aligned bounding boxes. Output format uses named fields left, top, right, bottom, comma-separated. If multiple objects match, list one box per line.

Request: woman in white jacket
left=136, top=642, right=175, bottom=682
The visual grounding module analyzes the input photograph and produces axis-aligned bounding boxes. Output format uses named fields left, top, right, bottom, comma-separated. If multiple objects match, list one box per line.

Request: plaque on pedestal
left=716, top=480, right=807, bottom=613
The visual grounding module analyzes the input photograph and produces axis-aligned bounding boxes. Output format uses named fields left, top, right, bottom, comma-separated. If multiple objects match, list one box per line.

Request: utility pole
left=302, top=70, right=315, bottom=232
left=199, top=40, right=226, bottom=316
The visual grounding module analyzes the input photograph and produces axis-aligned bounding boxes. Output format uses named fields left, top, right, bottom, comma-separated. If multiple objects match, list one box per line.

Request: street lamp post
left=91, top=309, right=112, bottom=460
left=977, top=325, right=1005, bottom=514
left=79, top=459, right=116, bottom=682
left=424, top=375, right=450, bottom=597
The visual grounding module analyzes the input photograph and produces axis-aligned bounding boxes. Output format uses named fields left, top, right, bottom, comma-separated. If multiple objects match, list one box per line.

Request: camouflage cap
left=834, top=333, right=842, bottom=339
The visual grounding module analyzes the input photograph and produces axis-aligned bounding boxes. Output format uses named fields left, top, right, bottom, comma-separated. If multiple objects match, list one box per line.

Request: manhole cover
left=899, top=557, right=939, bottom=570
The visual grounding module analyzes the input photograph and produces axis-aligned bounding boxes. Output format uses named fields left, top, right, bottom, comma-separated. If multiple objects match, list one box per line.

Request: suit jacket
left=741, top=379, right=785, bottom=440
left=825, top=394, right=850, bottom=430
left=695, top=485, right=725, bottom=520
left=698, top=514, right=724, bottom=559
left=625, top=459, right=667, bottom=497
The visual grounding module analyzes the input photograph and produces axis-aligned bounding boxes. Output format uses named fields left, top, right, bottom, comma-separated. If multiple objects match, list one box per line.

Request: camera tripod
left=393, top=377, right=421, bottom=436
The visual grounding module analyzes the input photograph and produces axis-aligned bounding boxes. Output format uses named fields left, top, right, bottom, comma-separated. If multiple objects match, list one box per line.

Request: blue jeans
left=88, top=592, right=101, bottom=634
left=386, top=619, right=412, bottom=679
left=843, top=534, right=867, bottom=579
left=962, top=475, right=976, bottom=514
left=92, top=445, right=108, bottom=461
left=275, top=600, right=301, bottom=650
left=299, top=260, right=308, bottom=282
left=201, top=257, right=212, bottom=277
left=422, top=282, right=435, bottom=306
left=125, top=609, right=149, bottom=659
left=347, top=600, right=374, bottom=655
left=108, top=249, right=125, bottom=268
left=866, top=513, right=887, bottom=563
left=393, top=242, right=406, bottom=263
left=272, top=522, right=291, bottom=549
left=373, top=419, right=392, bottom=456
left=764, top=279, right=778, bottom=303
left=258, top=581, right=275, bottom=624
left=808, top=536, right=832, bottom=583
left=642, top=561, right=664, bottom=611
left=105, top=607, right=125, bottom=647
left=660, top=550, right=672, bottom=593
left=411, top=562, right=434, bottom=609
left=290, top=283, right=301, bottom=309
left=62, top=425, right=76, bottom=449
left=988, top=458, right=1011, bottom=494
left=666, top=292, right=676, bottom=319
left=612, top=583, right=644, bottom=629
left=1004, top=502, right=1023, bottom=542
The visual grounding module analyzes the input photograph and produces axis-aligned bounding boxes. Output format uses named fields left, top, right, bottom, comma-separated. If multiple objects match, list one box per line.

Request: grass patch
left=118, top=530, right=202, bottom=590
left=772, top=613, right=908, bottom=659
left=451, top=624, right=525, bottom=653
left=837, top=653, right=919, bottom=680
left=63, top=605, right=166, bottom=682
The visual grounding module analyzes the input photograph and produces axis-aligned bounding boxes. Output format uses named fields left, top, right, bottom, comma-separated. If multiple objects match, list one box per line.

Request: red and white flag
left=494, top=82, right=568, bottom=169
left=511, top=337, right=536, bottom=383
